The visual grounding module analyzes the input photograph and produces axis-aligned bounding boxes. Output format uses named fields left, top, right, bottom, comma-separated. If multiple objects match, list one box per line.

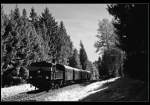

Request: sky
left=2, top=4, right=113, bottom=62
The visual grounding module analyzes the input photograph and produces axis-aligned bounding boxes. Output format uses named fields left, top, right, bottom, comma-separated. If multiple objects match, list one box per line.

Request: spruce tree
left=22, top=8, right=27, bottom=19
left=94, top=18, right=119, bottom=53
left=107, top=4, right=148, bottom=81
left=57, top=21, right=73, bottom=65
left=29, top=7, right=37, bottom=22
left=69, top=49, right=81, bottom=69
left=39, top=7, right=59, bottom=61
left=13, top=5, right=20, bottom=20
left=79, top=41, right=88, bottom=70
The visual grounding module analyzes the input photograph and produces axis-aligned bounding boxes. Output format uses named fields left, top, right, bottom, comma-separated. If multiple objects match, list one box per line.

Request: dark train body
left=27, top=61, right=91, bottom=90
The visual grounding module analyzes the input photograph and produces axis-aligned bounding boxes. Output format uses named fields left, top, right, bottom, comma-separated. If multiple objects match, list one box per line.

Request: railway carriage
left=53, top=64, right=65, bottom=87
left=74, top=68, right=82, bottom=82
left=64, top=65, right=74, bottom=84
left=27, top=61, right=91, bottom=90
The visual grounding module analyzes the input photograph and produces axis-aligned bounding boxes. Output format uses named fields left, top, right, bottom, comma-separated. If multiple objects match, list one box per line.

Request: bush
left=19, top=66, right=29, bottom=80
left=100, top=47, right=126, bottom=79
left=12, top=76, right=23, bottom=85
left=1, top=66, right=29, bottom=87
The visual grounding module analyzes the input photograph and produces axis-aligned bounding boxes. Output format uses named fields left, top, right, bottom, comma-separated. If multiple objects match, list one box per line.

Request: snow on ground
left=1, top=84, right=36, bottom=99
left=45, top=77, right=120, bottom=101
left=1, top=77, right=120, bottom=101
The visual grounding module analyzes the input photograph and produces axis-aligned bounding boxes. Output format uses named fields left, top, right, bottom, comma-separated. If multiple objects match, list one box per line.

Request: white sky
left=2, top=4, right=113, bottom=62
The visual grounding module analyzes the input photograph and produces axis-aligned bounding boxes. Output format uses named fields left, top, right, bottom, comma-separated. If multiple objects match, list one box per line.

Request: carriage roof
left=29, top=61, right=52, bottom=67
left=64, top=65, right=90, bottom=73
left=64, top=65, right=81, bottom=71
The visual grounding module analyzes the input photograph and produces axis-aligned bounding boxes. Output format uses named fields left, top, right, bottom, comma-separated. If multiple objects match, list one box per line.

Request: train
left=27, top=61, right=91, bottom=91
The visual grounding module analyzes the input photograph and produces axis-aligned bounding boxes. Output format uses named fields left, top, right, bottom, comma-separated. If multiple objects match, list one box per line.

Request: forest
left=1, top=4, right=148, bottom=88
left=94, top=4, right=148, bottom=82
left=1, top=5, right=99, bottom=87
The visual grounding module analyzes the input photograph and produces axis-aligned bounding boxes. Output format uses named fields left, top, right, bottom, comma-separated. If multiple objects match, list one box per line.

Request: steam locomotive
left=27, top=61, right=91, bottom=90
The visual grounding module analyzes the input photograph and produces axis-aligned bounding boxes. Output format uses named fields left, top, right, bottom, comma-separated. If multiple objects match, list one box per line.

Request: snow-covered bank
left=44, top=77, right=120, bottom=101
left=1, top=84, right=36, bottom=99
left=80, top=77, right=148, bottom=102
left=1, top=77, right=120, bottom=101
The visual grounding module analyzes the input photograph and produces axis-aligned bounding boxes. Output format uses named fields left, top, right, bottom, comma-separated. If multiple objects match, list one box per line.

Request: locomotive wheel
left=55, top=84, right=59, bottom=89
left=59, top=81, right=62, bottom=87
left=46, top=89, right=49, bottom=92
left=51, top=83, right=55, bottom=89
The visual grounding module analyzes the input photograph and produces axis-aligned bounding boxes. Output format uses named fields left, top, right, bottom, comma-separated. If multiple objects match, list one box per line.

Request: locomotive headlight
left=46, top=76, right=49, bottom=79
left=37, top=70, right=40, bottom=73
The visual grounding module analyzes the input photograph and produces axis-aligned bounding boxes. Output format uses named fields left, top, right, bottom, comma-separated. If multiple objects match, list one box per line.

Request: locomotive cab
left=27, top=61, right=52, bottom=90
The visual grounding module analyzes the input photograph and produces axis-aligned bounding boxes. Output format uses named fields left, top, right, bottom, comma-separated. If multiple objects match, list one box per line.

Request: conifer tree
left=13, top=5, right=20, bottom=20
left=57, top=21, right=73, bottom=65
left=94, top=18, right=119, bottom=53
left=79, top=41, right=88, bottom=70
left=29, top=7, right=37, bottom=22
left=39, top=7, right=59, bottom=61
left=107, top=4, right=148, bottom=81
left=22, top=8, right=27, bottom=19
left=69, top=49, right=81, bottom=69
